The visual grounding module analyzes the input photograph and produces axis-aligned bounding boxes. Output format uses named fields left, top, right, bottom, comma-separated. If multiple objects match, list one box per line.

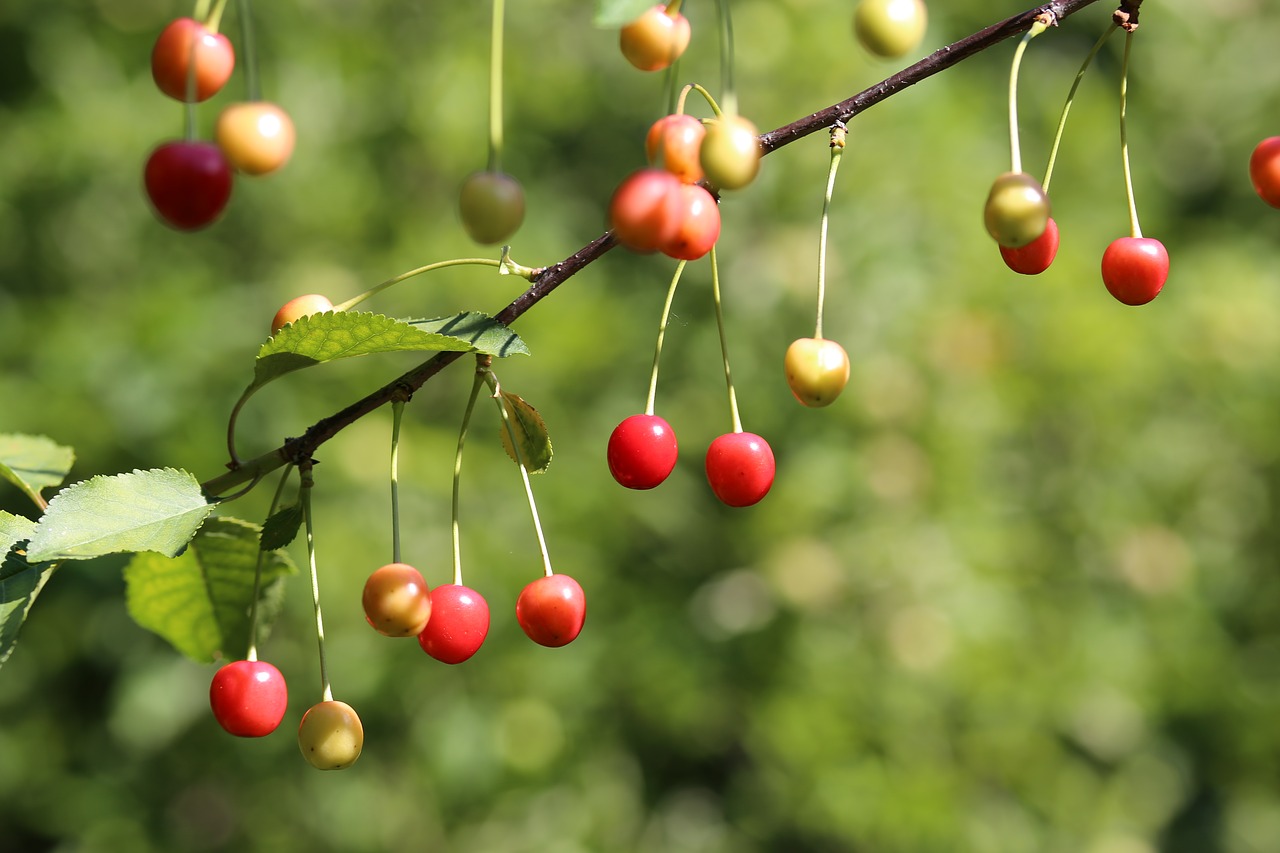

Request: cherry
left=661, top=184, right=720, bottom=261
left=362, top=562, right=432, bottom=637
left=784, top=337, right=850, bottom=408
left=516, top=574, right=587, bottom=648
left=271, top=294, right=334, bottom=335
left=853, top=0, right=928, bottom=59
left=1249, top=137, right=1280, bottom=208
left=297, top=700, right=363, bottom=770
left=699, top=115, right=761, bottom=192
left=705, top=432, right=775, bottom=507
left=999, top=216, right=1060, bottom=275
left=209, top=659, right=288, bottom=738
left=458, top=171, right=526, bottom=245
left=609, top=168, right=684, bottom=253
left=215, top=102, right=296, bottom=176
left=646, top=114, right=706, bottom=184
left=144, top=141, right=234, bottom=231
left=1100, top=236, right=1168, bottom=306
left=983, top=171, right=1050, bottom=249
left=619, top=5, right=691, bottom=72
left=417, top=584, right=490, bottom=664
left=607, top=414, right=678, bottom=490
left=151, top=17, right=235, bottom=103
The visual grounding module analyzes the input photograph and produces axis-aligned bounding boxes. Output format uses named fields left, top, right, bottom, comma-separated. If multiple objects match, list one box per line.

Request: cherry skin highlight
left=215, top=102, right=296, bottom=176
left=516, top=574, right=587, bottom=648
left=854, top=0, right=928, bottom=59
left=705, top=432, right=776, bottom=507
left=999, top=216, right=1060, bottom=275
left=418, top=584, right=490, bottom=664
left=151, top=17, right=235, bottom=102
left=1101, top=236, right=1169, bottom=306
left=607, top=413, right=678, bottom=490
left=144, top=141, right=234, bottom=231
left=209, top=659, right=288, bottom=738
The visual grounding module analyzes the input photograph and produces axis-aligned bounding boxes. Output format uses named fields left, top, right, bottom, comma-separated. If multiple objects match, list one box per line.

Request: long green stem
left=678, top=83, right=722, bottom=118
left=485, top=371, right=553, bottom=578
left=487, top=0, right=505, bottom=172
left=815, top=124, right=846, bottom=340
left=245, top=463, right=294, bottom=661
left=1118, top=30, right=1142, bottom=238
left=709, top=246, right=743, bottom=434
left=1006, top=21, right=1047, bottom=174
left=645, top=261, right=686, bottom=416
left=235, top=0, right=260, bottom=102
left=713, top=0, right=737, bottom=116
left=1042, top=25, right=1116, bottom=193
left=300, top=464, right=332, bottom=702
left=451, top=364, right=487, bottom=587
left=332, top=257, right=509, bottom=312
left=389, top=400, right=404, bottom=564
left=205, top=0, right=230, bottom=33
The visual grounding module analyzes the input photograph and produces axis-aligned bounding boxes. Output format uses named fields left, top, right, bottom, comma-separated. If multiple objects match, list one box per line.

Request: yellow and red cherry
left=418, top=584, right=490, bottom=664
left=215, top=102, right=296, bottom=176
left=646, top=114, right=706, bottom=184
left=1249, top=137, right=1280, bottom=208
left=607, top=414, right=678, bottom=490
left=784, top=338, right=851, bottom=408
left=609, top=168, right=684, bottom=253
left=516, top=574, right=587, bottom=648
left=144, top=140, right=233, bottom=231
left=661, top=184, right=720, bottom=261
left=297, top=700, right=363, bottom=770
left=362, top=562, right=432, bottom=637
left=619, top=5, right=691, bottom=72
left=271, top=294, right=334, bottom=335
left=853, top=0, right=928, bottom=59
left=983, top=171, right=1050, bottom=249
left=999, top=216, right=1060, bottom=275
left=1101, top=236, right=1168, bottom=306
left=209, top=659, right=288, bottom=738
left=151, top=17, right=235, bottom=102
left=699, top=115, right=761, bottom=192
left=458, top=171, right=526, bottom=245
left=705, top=432, right=775, bottom=507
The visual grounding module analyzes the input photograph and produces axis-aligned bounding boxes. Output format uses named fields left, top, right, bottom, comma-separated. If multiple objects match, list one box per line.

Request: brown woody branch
left=201, top=0, right=1108, bottom=500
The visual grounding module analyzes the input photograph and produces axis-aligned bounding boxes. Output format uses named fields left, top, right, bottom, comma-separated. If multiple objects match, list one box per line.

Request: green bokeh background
left=4, top=1, right=1280, bottom=850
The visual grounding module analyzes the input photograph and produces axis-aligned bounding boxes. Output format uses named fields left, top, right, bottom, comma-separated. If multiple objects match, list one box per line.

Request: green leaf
left=595, top=0, right=655, bottom=27
left=499, top=391, right=554, bottom=474
left=124, top=516, right=297, bottom=664
left=0, top=434, right=75, bottom=507
left=0, top=511, right=60, bottom=669
left=25, top=468, right=214, bottom=562
left=259, top=502, right=304, bottom=551
left=408, top=312, right=529, bottom=359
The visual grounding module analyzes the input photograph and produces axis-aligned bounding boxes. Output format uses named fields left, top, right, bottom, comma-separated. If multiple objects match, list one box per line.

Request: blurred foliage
left=3, top=0, right=1280, bottom=851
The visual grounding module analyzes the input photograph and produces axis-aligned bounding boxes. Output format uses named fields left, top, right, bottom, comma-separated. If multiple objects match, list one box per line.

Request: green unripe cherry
left=854, top=0, right=928, bottom=59
left=298, top=700, right=363, bottom=770
left=699, top=115, right=761, bottom=191
left=983, top=171, right=1050, bottom=249
left=459, top=171, right=526, bottom=245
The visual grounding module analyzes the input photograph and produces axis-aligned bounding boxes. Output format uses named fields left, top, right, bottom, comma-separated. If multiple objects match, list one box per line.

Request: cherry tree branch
left=201, top=0, right=1108, bottom=500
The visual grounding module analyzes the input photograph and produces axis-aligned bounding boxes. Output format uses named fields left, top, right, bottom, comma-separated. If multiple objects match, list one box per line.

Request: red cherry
left=1101, top=236, right=1169, bottom=306
left=417, top=584, right=489, bottom=664
left=661, top=184, right=720, bottom=261
left=209, top=659, right=288, bottom=737
left=705, top=432, right=775, bottom=507
left=999, top=216, right=1060, bottom=275
left=1249, top=137, right=1280, bottom=208
left=144, top=141, right=233, bottom=231
left=151, top=17, right=235, bottom=103
left=516, top=574, right=587, bottom=648
left=607, top=414, right=678, bottom=490
left=646, top=114, right=706, bottom=184
left=609, top=168, right=684, bottom=253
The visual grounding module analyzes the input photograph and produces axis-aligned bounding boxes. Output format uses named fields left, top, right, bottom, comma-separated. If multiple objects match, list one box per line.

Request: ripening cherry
left=784, top=337, right=851, bottom=407
left=699, top=115, right=761, bottom=191
left=362, top=563, right=432, bottom=637
left=516, top=574, right=587, bottom=648
left=608, top=413, right=678, bottom=490
left=984, top=171, right=1050, bottom=249
left=209, top=659, right=288, bottom=738
left=151, top=17, right=235, bottom=102
left=1249, top=137, right=1280, bottom=208
left=619, top=5, right=691, bottom=72
left=215, top=102, right=296, bottom=176
left=418, top=584, right=490, bottom=664
left=661, top=184, right=720, bottom=261
left=705, top=432, right=775, bottom=507
left=853, top=0, right=928, bottom=59
left=459, top=171, right=526, bottom=245
left=999, top=216, right=1060, bottom=275
left=271, top=294, right=334, bottom=335
left=609, top=168, right=684, bottom=253
left=646, top=114, right=706, bottom=184
left=144, top=140, right=234, bottom=231
left=297, top=700, right=363, bottom=770
left=1101, top=236, right=1168, bottom=306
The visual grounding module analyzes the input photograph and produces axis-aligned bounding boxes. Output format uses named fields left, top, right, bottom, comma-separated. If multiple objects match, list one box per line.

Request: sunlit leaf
left=0, top=511, right=59, bottom=669
left=0, top=434, right=75, bottom=508
left=498, top=391, right=553, bottom=474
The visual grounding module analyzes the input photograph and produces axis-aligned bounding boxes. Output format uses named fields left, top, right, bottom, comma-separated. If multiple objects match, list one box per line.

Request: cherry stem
left=814, top=124, right=846, bottom=341
left=331, top=256, right=527, bottom=313
left=245, top=462, right=294, bottom=662
left=487, top=0, right=505, bottom=172
left=1006, top=20, right=1046, bottom=175
left=1118, top=29, right=1142, bottom=239
left=235, top=0, right=261, bottom=102
left=484, top=370, right=554, bottom=578
left=451, top=362, right=487, bottom=587
left=194, top=0, right=212, bottom=22
left=681, top=83, right=722, bottom=118
left=1043, top=24, right=1115, bottom=193
left=300, top=463, right=333, bottom=703
left=389, top=399, right=405, bottom=565
left=644, top=260, right=687, bottom=416
left=665, top=0, right=683, bottom=15
left=713, top=0, right=738, bottom=116
left=709, top=246, right=743, bottom=434
left=205, top=0, right=230, bottom=33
